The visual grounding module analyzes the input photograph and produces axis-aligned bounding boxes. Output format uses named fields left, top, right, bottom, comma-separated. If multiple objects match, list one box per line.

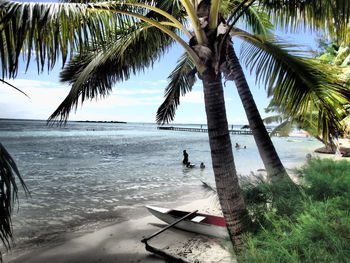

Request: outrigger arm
left=141, top=210, right=198, bottom=263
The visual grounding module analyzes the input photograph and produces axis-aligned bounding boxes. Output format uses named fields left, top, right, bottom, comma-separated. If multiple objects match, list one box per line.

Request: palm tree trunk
left=201, top=67, right=249, bottom=246
left=225, top=41, right=288, bottom=179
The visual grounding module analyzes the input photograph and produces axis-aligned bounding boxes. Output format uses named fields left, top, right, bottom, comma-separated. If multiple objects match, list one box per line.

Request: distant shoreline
left=0, top=118, right=127, bottom=124
left=76, top=120, right=127, bottom=124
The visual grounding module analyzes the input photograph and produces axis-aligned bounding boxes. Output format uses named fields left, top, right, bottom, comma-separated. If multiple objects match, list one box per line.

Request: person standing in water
left=183, top=150, right=189, bottom=165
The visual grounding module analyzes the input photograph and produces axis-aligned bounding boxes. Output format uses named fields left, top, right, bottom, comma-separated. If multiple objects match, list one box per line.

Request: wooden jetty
left=157, top=126, right=254, bottom=135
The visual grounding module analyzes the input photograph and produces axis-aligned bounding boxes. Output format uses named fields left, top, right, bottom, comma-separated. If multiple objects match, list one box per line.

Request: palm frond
left=49, top=24, right=175, bottom=123
left=269, top=119, right=294, bottom=137
left=265, top=97, right=348, bottom=141
left=236, top=30, right=348, bottom=107
left=225, top=1, right=274, bottom=35
left=201, top=180, right=217, bottom=193
left=200, top=180, right=221, bottom=210
left=156, top=53, right=197, bottom=124
left=259, top=0, right=350, bottom=42
left=0, top=0, right=182, bottom=78
left=232, top=29, right=350, bottom=141
left=0, top=0, right=124, bottom=78
left=262, top=114, right=285, bottom=125
left=0, top=79, right=29, bottom=98
left=0, top=143, right=29, bottom=251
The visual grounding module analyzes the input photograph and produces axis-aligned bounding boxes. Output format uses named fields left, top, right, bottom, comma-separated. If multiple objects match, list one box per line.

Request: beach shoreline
left=6, top=151, right=349, bottom=263
left=5, top=155, right=349, bottom=263
left=5, top=194, right=233, bottom=263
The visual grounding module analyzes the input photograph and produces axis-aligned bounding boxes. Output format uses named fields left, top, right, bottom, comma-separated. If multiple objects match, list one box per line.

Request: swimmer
left=200, top=162, right=205, bottom=169
left=183, top=150, right=189, bottom=165
left=186, top=162, right=195, bottom=168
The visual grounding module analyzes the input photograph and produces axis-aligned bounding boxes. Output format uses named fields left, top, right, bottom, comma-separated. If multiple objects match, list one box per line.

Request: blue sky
left=0, top=14, right=319, bottom=124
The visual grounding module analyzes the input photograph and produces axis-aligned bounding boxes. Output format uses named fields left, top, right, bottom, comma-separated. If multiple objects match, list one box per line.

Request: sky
left=0, top=12, right=319, bottom=124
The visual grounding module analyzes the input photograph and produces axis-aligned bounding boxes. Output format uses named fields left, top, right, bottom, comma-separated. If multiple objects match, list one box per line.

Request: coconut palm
left=156, top=2, right=350, bottom=178
left=1, top=0, right=350, bottom=246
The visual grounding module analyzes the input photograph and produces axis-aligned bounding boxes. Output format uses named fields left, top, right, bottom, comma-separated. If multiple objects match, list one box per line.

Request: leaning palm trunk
left=201, top=67, right=249, bottom=246
left=225, top=41, right=288, bottom=179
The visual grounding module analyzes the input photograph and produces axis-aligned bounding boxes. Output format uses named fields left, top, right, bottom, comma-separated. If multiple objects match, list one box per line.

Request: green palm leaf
left=49, top=24, right=175, bottom=123
left=263, top=114, right=286, bottom=125
left=0, top=0, right=166, bottom=78
left=156, top=53, right=197, bottom=124
left=0, top=143, right=29, bottom=251
left=231, top=29, right=350, bottom=141
left=269, top=119, right=294, bottom=137
left=236, top=31, right=348, bottom=105
left=224, top=1, right=274, bottom=35
left=259, top=0, right=350, bottom=42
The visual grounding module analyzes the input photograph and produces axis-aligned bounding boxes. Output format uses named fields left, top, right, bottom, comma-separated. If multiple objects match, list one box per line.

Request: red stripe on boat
left=167, top=210, right=226, bottom=227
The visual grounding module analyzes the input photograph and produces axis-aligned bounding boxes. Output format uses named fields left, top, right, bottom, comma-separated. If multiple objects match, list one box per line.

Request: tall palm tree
left=156, top=1, right=350, bottom=179
left=1, top=0, right=350, bottom=246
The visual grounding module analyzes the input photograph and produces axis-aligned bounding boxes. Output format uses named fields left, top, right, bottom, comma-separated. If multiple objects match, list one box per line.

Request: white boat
left=146, top=205, right=228, bottom=238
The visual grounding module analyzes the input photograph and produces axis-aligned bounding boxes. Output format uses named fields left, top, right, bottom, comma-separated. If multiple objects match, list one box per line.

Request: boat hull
left=146, top=206, right=228, bottom=238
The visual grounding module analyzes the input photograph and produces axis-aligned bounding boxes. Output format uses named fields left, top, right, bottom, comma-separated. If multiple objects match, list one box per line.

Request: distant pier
left=157, top=126, right=254, bottom=135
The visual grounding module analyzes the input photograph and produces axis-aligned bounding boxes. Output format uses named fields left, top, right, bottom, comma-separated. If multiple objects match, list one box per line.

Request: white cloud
left=0, top=78, right=234, bottom=122
left=0, top=78, right=166, bottom=120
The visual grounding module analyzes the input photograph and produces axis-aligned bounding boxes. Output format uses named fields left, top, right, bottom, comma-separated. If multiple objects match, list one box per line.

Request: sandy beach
left=5, top=196, right=233, bottom=263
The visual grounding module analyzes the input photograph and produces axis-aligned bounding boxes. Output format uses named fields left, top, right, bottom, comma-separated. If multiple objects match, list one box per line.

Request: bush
left=301, top=158, right=350, bottom=201
left=238, top=159, right=350, bottom=263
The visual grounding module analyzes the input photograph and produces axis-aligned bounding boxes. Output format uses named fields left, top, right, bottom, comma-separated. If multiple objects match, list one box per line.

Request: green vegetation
left=238, top=159, right=350, bottom=263
left=264, top=36, right=350, bottom=143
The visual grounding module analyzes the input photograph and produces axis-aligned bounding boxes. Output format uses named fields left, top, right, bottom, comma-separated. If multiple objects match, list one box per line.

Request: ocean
left=0, top=119, right=322, bottom=253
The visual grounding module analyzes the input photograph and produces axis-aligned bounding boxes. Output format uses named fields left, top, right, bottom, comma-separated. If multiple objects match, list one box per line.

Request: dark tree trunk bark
left=201, top=66, right=249, bottom=246
left=225, top=41, right=288, bottom=179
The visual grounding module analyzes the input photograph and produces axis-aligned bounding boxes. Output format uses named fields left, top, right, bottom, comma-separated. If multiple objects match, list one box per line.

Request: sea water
left=0, top=119, right=322, bottom=252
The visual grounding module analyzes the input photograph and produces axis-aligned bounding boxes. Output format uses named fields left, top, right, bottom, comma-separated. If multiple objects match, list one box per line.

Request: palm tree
left=1, top=0, right=350, bottom=246
left=156, top=2, right=350, bottom=179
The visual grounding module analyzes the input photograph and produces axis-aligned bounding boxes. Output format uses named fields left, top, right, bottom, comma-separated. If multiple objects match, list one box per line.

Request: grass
left=237, top=158, right=350, bottom=263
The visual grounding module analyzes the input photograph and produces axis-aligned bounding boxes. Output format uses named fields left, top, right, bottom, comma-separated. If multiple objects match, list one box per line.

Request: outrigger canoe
left=146, top=205, right=228, bottom=238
